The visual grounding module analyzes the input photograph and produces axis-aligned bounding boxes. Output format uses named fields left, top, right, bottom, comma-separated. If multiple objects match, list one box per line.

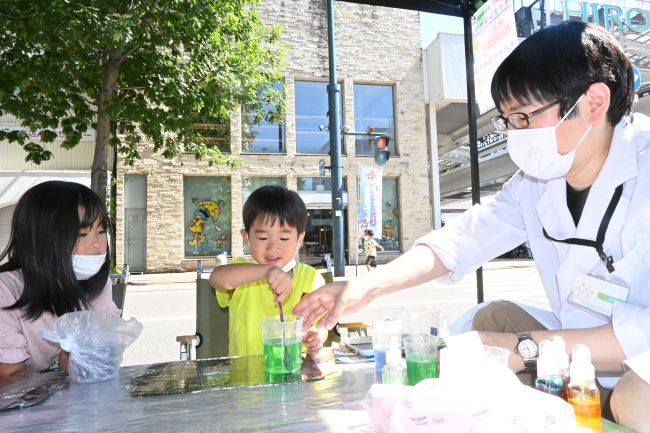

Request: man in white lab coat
left=295, top=21, right=650, bottom=431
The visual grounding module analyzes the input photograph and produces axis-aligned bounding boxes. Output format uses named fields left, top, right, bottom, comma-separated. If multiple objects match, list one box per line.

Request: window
left=242, top=177, right=286, bottom=204
left=184, top=176, right=232, bottom=257
left=295, top=81, right=343, bottom=154
left=191, top=118, right=230, bottom=153
left=380, top=178, right=399, bottom=251
left=354, top=84, right=396, bottom=156
left=242, top=82, right=285, bottom=153
left=297, top=176, right=346, bottom=192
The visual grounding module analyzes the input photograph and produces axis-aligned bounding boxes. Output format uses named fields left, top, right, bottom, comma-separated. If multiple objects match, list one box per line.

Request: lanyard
left=543, top=184, right=624, bottom=273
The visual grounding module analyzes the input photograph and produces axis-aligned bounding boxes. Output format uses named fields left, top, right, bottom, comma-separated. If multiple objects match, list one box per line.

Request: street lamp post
left=326, top=0, right=345, bottom=277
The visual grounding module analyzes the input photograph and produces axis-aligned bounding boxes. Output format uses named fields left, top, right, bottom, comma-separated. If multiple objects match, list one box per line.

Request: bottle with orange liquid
left=567, top=344, right=602, bottom=433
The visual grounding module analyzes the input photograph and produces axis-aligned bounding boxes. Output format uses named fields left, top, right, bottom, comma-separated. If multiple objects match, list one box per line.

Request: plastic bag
left=41, top=311, right=143, bottom=384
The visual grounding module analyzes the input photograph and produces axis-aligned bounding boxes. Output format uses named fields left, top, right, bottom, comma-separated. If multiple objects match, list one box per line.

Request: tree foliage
left=0, top=0, right=284, bottom=200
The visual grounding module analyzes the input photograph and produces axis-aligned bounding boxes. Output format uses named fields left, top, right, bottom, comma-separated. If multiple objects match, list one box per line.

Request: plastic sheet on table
left=130, top=355, right=324, bottom=397
left=0, top=370, right=69, bottom=411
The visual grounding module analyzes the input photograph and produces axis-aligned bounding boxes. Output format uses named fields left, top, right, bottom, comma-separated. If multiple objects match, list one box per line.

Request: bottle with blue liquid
left=535, top=340, right=565, bottom=399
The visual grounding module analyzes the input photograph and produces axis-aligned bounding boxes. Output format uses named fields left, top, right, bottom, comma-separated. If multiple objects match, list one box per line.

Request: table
left=0, top=361, right=634, bottom=433
left=1, top=362, right=376, bottom=433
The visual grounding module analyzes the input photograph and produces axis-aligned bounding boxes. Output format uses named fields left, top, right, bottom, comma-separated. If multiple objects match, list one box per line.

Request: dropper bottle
left=567, top=344, right=601, bottom=433
left=382, top=336, right=407, bottom=385
left=535, top=340, right=565, bottom=398
left=551, top=335, right=570, bottom=400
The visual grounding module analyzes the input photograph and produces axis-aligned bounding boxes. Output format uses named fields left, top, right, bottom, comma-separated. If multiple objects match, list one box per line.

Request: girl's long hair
left=0, top=181, right=110, bottom=320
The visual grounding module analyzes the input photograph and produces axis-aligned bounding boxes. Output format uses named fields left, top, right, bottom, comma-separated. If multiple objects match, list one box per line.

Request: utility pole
left=326, top=0, right=345, bottom=277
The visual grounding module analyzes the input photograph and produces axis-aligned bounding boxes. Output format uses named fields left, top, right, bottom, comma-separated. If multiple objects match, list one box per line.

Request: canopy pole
left=462, top=0, right=484, bottom=304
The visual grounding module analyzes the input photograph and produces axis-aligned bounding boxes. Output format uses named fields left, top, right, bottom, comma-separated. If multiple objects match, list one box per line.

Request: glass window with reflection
left=380, top=178, right=399, bottom=251
left=354, top=84, right=396, bottom=156
left=242, top=82, right=285, bottom=153
left=295, top=81, right=343, bottom=155
left=297, top=177, right=347, bottom=192
left=191, top=118, right=230, bottom=153
left=242, top=177, right=286, bottom=204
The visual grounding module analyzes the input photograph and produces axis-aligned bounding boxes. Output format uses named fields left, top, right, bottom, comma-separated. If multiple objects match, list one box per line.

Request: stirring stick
left=278, top=301, right=289, bottom=370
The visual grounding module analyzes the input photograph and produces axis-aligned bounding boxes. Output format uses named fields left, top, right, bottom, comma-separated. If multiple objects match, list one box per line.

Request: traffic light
left=373, top=135, right=390, bottom=165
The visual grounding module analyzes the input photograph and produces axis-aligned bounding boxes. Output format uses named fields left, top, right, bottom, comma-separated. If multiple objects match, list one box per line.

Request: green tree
left=0, top=0, right=284, bottom=202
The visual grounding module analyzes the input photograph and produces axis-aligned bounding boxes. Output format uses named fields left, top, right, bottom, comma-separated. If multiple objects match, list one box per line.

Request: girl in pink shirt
left=0, top=181, right=119, bottom=377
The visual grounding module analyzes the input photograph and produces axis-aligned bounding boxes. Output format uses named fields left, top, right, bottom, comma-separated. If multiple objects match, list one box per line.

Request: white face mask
left=506, top=96, right=592, bottom=180
left=282, top=258, right=297, bottom=272
left=72, top=253, right=107, bottom=280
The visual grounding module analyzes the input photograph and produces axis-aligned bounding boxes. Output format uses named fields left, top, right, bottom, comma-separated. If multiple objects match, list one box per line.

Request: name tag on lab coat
left=569, top=273, right=630, bottom=320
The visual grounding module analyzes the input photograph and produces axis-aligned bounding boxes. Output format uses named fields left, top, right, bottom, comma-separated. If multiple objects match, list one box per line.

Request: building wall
left=116, top=0, right=430, bottom=272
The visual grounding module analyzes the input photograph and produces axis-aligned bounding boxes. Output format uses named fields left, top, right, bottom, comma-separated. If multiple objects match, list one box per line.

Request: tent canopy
left=336, top=0, right=466, bottom=16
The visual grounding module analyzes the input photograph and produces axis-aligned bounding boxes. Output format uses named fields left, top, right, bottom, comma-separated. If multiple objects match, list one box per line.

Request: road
left=121, top=259, right=548, bottom=366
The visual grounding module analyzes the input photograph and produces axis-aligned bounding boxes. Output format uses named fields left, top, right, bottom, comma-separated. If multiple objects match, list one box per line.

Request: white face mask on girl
left=72, top=253, right=106, bottom=280
left=506, top=95, right=592, bottom=180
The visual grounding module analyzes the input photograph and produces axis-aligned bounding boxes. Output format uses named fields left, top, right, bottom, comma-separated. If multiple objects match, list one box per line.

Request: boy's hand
left=303, top=327, right=327, bottom=358
left=266, top=266, right=293, bottom=304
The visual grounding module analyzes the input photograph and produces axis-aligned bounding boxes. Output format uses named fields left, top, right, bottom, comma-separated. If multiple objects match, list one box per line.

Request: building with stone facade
left=114, top=1, right=430, bottom=272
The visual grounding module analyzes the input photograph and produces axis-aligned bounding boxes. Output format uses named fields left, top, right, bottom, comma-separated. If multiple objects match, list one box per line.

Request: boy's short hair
left=365, top=229, right=374, bottom=237
left=491, top=21, right=634, bottom=126
left=243, top=185, right=308, bottom=233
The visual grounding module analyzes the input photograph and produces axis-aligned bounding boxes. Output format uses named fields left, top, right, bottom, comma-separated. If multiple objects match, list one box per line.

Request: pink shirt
left=0, top=270, right=119, bottom=371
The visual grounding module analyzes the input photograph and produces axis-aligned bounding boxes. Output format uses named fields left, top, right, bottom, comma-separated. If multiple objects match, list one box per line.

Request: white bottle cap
left=551, top=335, right=569, bottom=371
left=386, top=336, right=402, bottom=365
left=537, top=339, right=559, bottom=378
left=438, top=316, right=450, bottom=340
left=570, top=344, right=595, bottom=382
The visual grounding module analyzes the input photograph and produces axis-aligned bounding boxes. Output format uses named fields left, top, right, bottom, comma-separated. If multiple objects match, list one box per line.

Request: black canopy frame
left=330, top=0, right=486, bottom=302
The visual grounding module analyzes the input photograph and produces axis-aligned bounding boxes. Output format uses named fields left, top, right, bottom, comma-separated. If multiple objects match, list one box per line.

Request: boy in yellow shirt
left=209, top=185, right=327, bottom=358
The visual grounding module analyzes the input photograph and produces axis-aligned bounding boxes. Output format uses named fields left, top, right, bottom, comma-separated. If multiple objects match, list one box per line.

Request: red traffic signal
left=375, top=135, right=389, bottom=150
left=373, top=135, right=390, bottom=165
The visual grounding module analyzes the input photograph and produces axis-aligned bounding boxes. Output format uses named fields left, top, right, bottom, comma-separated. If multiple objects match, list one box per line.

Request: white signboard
left=1, top=126, right=95, bottom=142
left=472, top=0, right=519, bottom=114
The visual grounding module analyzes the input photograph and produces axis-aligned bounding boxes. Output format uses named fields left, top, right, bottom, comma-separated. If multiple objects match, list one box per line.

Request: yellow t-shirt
left=215, top=258, right=324, bottom=357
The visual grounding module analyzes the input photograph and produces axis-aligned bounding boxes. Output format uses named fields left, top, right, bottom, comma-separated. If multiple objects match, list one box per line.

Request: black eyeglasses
left=490, top=100, right=560, bottom=131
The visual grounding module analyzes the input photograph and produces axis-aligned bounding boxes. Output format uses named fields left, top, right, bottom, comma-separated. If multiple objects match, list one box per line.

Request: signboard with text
left=472, top=0, right=519, bottom=114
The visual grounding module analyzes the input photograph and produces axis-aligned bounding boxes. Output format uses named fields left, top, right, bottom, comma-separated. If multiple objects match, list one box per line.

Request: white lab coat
left=416, top=114, right=650, bottom=387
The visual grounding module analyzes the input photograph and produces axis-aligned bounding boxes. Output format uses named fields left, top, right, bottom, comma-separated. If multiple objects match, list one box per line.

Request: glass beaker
left=403, top=334, right=439, bottom=385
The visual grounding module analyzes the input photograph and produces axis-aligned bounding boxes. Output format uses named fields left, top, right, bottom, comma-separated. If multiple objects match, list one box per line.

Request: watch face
left=517, top=339, right=538, bottom=359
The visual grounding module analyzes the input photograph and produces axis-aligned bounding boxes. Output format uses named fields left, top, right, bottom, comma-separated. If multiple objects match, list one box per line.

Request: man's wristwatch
left=514, top=331, right=538, bottom=371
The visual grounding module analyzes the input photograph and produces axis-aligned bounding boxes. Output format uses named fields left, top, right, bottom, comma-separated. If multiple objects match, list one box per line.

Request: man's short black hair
left=365, top=229, right=374, bottom=237
left=491, top=20, right=634, bottom=126
left=243, top=185, right=308, bottom=233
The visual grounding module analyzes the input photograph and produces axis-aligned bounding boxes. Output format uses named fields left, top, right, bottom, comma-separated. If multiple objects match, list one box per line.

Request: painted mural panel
left=184, top=176, right=232, bottom=257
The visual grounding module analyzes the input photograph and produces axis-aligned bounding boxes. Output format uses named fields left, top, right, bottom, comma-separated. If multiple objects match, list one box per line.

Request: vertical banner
left=472, top=0, right=519, bottom=114
left=358, top=165, right=383, bottom=241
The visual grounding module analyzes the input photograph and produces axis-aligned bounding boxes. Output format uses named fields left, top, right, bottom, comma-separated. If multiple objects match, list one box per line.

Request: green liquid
left=406, top=357, right=438, bottom=385
left=263, top=338, right=302, bottom=374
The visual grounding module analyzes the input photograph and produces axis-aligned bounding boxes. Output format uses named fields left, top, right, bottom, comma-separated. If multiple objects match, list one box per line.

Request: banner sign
left=472, top=0, right=519, bottom=114
left=358, top=165, right=383, bottom=241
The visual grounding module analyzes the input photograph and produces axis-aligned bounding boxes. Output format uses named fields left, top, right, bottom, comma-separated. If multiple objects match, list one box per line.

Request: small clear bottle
left=382, top=337, right=407, bottom=385
left=567, top=344, right=602, bottom=433
left=535, top=340, right=565, bottom=398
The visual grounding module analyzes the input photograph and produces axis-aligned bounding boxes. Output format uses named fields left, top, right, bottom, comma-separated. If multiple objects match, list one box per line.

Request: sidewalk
left=121, top=259, right=547, bottom=366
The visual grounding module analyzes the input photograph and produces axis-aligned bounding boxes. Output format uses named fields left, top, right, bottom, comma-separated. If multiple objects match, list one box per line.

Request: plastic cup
left=371, top=317, right=402, bottom=373
left=403, top=334, right=439, bottom=385
left=260, top=315, right=304, bottom=374
left=483, top=345, right=510, bottom=367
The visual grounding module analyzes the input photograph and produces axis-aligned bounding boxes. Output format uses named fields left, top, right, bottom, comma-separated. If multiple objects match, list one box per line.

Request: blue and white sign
left=632, top=64, right=642, bottom=92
